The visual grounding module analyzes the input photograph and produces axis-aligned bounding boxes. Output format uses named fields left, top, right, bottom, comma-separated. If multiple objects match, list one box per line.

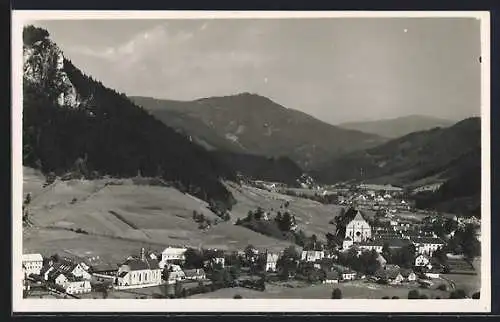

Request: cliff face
left=23, top=27, right=79, bottom=108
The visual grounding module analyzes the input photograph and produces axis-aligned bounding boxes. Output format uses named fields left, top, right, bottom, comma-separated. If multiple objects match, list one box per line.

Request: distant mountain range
left=130, top=95, right=384, bottom=170
left=339, top=115, right=454, bottom=139
left=313, top=117, right=481, bottom=216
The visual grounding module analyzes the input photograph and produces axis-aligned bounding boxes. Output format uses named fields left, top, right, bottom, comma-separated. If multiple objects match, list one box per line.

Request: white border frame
left=11, top=10, right=491, bottom=313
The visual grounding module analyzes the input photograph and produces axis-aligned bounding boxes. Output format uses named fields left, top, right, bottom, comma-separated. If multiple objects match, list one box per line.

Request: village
left=21, top=182, right=481, bottom=300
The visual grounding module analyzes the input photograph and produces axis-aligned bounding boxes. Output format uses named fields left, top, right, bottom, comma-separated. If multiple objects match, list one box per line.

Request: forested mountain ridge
left=130, top=95, right=384, bottom=170
left=22, top=25, right=236, bottom=210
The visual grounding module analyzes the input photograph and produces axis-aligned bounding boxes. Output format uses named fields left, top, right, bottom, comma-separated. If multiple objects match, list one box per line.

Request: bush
left=233, top=294, right=242, bottom=299
left=419, top=294, right=429, bottom=299
left=472, top=292, right=480, bottom=299
left=382, top=296, right=390, bottom=299
left=331, top=288, right=342, bottom=299
left=437, top=284, right=447, bottom=291
left=392, top=296, right=399, bottom=299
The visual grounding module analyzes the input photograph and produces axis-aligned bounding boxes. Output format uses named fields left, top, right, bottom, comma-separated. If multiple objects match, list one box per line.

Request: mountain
left=130, top=95, right=384, bottom=170
left=22, top=25, right=236, bottom=210
left=339, top=115, right=454, bottom=139
left=313, top=117, right=481, bottom=215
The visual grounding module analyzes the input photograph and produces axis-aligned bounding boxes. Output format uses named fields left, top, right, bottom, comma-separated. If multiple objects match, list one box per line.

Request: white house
left=22, top=253, right=43, bottom=276
left=265, top=252, right=279, bottom=272
left=160, top=246, right=187, bottom=267
left=411, top=238, right=445, bottom=256
left=213, top=257, right=225, bottom=268
left=342, top=237, right=353, bottom=250
left=48, top=270, right=91, bottom=295
left=357, top=241, right=384, bottom=253
left=323, top=271, right=340, bottom=284
left=301, top=250, right=325, bottom=262
left=341, top=270, right=356, bottom=281
left=345, top=211, right=371, bottom=242
left=184, top=268, right=206, bottom=281
left=414, top=254, right=432, bottom=269
left=116, top=248, right=162, bottom=289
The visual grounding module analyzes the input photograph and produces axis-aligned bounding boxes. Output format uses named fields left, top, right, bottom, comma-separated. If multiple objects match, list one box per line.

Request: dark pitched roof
left=118, top=271, right=128, bottom=278
left=91, top=263, right=119, bottom=272
left=122, top=257, right=160, bottom=271
left=400, top=269, right=415, bottom=277
left=411, top=237, right=445, bottom=244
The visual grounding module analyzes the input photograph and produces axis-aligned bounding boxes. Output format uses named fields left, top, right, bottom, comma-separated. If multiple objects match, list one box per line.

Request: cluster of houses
left=22, top=246, right=213, bottom=295
left=21, top=202, right=478, bottom=297
left=335, top=184, right=413, bottom=213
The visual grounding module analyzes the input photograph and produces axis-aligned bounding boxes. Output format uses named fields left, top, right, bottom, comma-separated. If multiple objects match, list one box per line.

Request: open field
left=188, top=280, right=451, bottom=299
left=22, top=167, right=345, bottom=264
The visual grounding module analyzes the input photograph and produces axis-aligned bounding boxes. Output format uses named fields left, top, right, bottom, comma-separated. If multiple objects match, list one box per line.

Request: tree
left=244, top=244, right=256, bottom=262
left=162, top=266, right=172, bottom=282
left=331, top=288, right=342, bottom=299
left=184, top=248, right=204, bottom=269
left=408, top=290, right=420, bottom=299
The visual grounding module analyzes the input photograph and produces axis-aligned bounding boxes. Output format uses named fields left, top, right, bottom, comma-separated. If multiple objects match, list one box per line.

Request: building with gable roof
left=115, top=248, right=162, bottom=289
left=345, top=211, right=371, bottom=242
left=22, top=253, right=43, bottom=276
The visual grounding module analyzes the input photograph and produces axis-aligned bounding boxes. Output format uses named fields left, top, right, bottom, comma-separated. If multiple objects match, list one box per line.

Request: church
left=345, top=210, right=371, bottom=242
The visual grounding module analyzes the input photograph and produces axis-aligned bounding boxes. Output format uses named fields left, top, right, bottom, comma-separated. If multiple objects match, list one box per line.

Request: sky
left=32, top=18, right=482, bottom=124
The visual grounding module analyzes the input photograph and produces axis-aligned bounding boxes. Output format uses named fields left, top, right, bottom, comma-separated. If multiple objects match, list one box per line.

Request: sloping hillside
left=130, top=94, right=384, bottom=170
left=22, top=25, right=235, bottom=210
left=339, top=115, right=454, bottom=139
left=22, top=167, right=343, bottom=263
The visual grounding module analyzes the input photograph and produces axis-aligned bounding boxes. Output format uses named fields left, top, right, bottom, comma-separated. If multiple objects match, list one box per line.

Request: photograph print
left=12, top=10, right=490, bottom=313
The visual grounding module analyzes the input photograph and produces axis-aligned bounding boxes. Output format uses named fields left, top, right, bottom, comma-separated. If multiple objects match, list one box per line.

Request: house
left=160, top=246, right=187, bottom=267
left=265, top=252, right=279, bottom=272
left=115, top=248, right=162, bottom=288
left=357, top=240, right=384, bottom=253
left=52, top=272, right=91, bottom=295
left=342, top=237, right=353, bottom=250
left=375, top=267, right=403, bottom=284
left=424, top=268, right=441, bottom=279
left=345, top=211, right=371, bottom=242
left=40, top=258, right=92, bottom=282
left=323, top=271, right=340, bottom=284
left=401, top=269, right=417, bottom=282
left=213, top=257, right=225, bottom=268
left=184, top=268, right=206, bottom=281
left=91, top=263, right=119, bottom=282
left=301, top=250, right=325, bottom=262
left=341, top=270, right=357, bottom=281
left=411, top=237, right=445, bottom=256
left=414, top=254, right=432, bottom=269
left=22, top=253, right=43, bottom=276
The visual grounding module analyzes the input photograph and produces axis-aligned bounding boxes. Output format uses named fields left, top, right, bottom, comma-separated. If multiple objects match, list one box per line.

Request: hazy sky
left=33, top=18, right=481, bottom=124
